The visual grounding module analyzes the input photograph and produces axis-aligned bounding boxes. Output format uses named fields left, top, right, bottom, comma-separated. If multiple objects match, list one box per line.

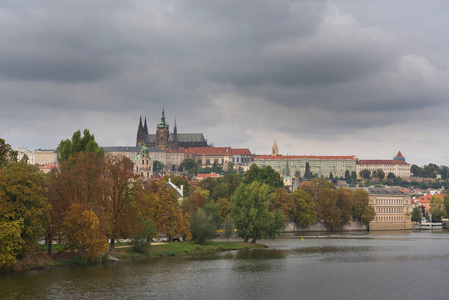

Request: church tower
left=156, top=108, right=170, bottom=150
left=136, top=115, right=145, bottom=146
left=272, top=140, right=279, bottom=156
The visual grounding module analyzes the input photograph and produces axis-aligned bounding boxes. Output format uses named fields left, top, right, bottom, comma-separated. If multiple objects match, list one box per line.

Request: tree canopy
left=57, top=129, right=103, bottom=163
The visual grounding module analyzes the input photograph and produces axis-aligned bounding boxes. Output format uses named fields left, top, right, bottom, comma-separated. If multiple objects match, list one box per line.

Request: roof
left=357, top=159, right=409, bottom=165
left=231, top=148, right=252, bottom=155
left=186, top=147, right=232, bottom=155
left=416, top=193, right=445, bottom=203
left=254, top=155, right=356, bottom=160
left=103, top=146, right=141, bottom=152
left=169, top=133, right=206, bottom=143
left=367, top=187, right=407, bottom=195
left=395, top=151, right=404, bottom=158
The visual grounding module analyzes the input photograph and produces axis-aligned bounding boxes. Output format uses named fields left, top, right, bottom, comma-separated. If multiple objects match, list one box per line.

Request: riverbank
left=6, top=241, right=267, bottom=273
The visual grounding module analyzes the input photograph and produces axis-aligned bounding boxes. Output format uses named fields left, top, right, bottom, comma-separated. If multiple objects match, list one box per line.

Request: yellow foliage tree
left=62, top=204, right=109, bottom=262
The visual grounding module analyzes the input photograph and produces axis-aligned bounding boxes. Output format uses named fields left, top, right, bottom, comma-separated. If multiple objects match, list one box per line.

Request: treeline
left=0, top=133, right=375, bottom=271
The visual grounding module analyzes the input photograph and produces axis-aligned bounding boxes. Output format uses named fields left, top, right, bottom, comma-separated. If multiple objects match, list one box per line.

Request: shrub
left=190, top=209, right=217, bottom=245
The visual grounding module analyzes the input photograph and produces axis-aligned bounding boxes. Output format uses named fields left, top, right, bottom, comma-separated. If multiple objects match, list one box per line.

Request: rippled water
left=1, top=231, right=448, bottom=299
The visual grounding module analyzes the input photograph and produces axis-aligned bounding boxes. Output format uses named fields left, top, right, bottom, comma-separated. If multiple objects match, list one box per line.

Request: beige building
left=365, top=187, right=413, bottom=230
left=186, top=147, right=233, bottom=171
left=356, top=151, right=411, bottom=179
left=32, top=149, right=57, bottom=165
left=133, top=146, right=153, bottom=179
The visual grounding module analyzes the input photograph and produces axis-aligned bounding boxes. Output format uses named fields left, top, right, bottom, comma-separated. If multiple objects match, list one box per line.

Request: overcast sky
left=1, top=0, right=449, bottom=166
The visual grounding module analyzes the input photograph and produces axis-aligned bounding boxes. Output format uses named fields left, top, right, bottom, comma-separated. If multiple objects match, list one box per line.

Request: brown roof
left=357, top=159, right=409, bottom=165
left=231, top=148, right=252, bottom=155
left=185, top=147, right=232, bottom=155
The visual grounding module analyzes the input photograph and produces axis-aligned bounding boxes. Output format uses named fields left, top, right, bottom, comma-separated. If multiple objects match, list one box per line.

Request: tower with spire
left=136, top=115, right=146, bottom=146
left=272, top=140, right=279, bottom=156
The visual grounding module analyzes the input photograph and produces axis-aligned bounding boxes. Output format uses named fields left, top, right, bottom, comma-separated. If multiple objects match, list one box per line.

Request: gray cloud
left=1, top=0, right=449, bottom=165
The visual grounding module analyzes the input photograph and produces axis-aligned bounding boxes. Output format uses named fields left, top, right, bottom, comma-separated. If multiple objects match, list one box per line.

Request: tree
left=411, top=206, right=422, bottom=224
left=243, top=164, right=284, bottom=191
left=57, top=129, right=103, bottom=163
left=231, top=181, right=285, bottom=243
left=131, top=219, right=156, bottom=254
left=153, top=160, right=165, bottom=173
left=352, top=189, right=376, bottom=226
left=187, top=187, right=209, bottom=212
left=0, top=162, right=50, bottom=258
left=203, top=200, right=222, bottom=229
left=316, top=187, right=341, bottom=231
left=190, top=209, right=217, bottom=244
left=62, top=204, right=109, bottom=262
left=223, top=216, right=235, bottom=242
left=429, top=195, right=444, bottom=222
left=104, top=155, right=140, bottom=252
left=387, top=172, right=396, bottom=180
left=351, top=171, right=357, bottom=181
left=329, top=172, right=334, bottom=180
left=269, top=187, right=293, bottom=220
left=335, top=187, right=353, bottom=227
left=290, top=189, right=316, bottom=228
left=217, top=197, right=231, bottom=220
left=226, top=162, right=237, bottom=174
left=377, top=169, right=385, bottom=180
left=359, top=169, right=371, bottom=180
left=345, top=170, right=350, bottom=180
left=0, top=138, right=17, bottom=167
left=444, top=195, right=449, bottom=219
left=178, top=158, right=198, bottom=174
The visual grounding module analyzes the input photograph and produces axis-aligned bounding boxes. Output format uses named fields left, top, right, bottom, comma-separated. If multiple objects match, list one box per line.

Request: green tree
left=352, top=189, right=376, bottom=226
left=443, top=195, right=449, bottom=218
left=387, top=172, right=396, bottom=180
left=0, top=162, right=50, bottom=258
left=57, top=129, right=103, bottom=163
left=153, top=160, right=165, bottom=173
left=0, top=138, right=18, bottom=167
left=243, top=164, right=284, bottom=191
left=223, top=216, right=235, bottom=242
left=377, top=169, right=385, bottom=180
left=178, top=158, right=198, bottom=174
left=231, top=181, right=285, bottom=243
left=290, top=189, right=316, bottom=228
left=329, top=172, right=334, bottom=180
left=359, top=169, right=371, bottom=180
left=351, top=171, right=357, bottom=181
left=226, top=162, right=237, bottom=174
left=203, top=200, right=222, bottom=229
left=429, top=195, right=444, bottom=222
left=335, top=187, right=353, bottom=227
left=345, top=170, right=350, bottom=180
left=190, top=209, right=217, bottom=244
left=131, top=219, right=156, bottom=254
left=411, top=206, right=422, bottom=224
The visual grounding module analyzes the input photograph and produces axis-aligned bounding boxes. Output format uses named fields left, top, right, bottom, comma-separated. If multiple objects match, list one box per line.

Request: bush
left=190, top=209, right=217, bottom=245
left=131, top=220, right=156, bottom=254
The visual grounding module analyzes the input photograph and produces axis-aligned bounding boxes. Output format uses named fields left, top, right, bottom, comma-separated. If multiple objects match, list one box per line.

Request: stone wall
left=369, top=221, right=413, bottom=231
left=283, top=220, right=367, bottom=232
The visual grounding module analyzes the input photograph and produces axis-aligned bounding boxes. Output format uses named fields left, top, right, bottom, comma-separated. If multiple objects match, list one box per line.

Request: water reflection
left=1, top=232, right=449, bottom=300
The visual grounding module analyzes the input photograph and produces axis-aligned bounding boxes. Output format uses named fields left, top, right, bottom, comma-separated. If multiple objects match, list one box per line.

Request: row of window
left=376, top=199, right=403, bottom=205
left=375, top=216, right=405, bottom=222
left=377, top=207, right=403, bottom=213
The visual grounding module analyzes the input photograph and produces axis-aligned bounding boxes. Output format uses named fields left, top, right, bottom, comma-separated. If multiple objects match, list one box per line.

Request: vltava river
left=1, top=231, right=448, bottom=299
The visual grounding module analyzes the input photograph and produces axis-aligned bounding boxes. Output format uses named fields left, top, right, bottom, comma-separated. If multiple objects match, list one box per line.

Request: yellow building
left=366, top=187, right=413, bottom=230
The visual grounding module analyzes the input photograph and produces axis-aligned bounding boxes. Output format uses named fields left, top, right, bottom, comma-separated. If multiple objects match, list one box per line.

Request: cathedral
left=136, top=109, right=209, bottom=150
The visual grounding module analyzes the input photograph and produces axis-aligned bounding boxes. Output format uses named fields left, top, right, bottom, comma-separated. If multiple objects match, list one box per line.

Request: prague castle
left=136, top=109, right=208, bottom=150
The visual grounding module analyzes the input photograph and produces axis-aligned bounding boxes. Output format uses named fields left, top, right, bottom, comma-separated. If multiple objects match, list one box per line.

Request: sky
left=1, top=0, right=449, bottom=166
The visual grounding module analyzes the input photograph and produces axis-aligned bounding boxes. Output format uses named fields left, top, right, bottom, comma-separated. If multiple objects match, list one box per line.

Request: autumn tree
left=187, top=187, right=209, bottom=212
left=0, top=138, right=17, bottom=167
left=316, top=187, right=342, bottom=231
left=57, top=129, right=103, bottom=163
left=269, top=187, right=294, bottom=220
left=104, top=155, right=141, bottom=252
left=335, top=187, right=353, bottom=227
left=0, top=162, right=50, bottom=258
left=352, top=189, right=376, bottom=226
left=231, top=181, right=285, bottom=243
left=140, top=181, right=191, bottom=241
left=62, top=204, right=109, bottom=261
left=217, top=197, right=231, bottom=220
left=290, top=189, right=316, bottom=228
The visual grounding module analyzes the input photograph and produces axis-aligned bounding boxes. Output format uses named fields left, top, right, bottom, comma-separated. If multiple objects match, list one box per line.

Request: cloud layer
left=1, top=0, right=449, bottom=165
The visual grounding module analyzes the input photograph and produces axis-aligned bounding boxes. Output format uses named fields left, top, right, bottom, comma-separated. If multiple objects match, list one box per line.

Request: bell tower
left=272, top=140, right=279, bottom=156
left=156, top=108, right=170, bottom=150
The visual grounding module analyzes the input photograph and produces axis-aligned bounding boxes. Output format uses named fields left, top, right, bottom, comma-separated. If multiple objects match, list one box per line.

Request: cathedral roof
left=255, top=155, right=356, bottom=160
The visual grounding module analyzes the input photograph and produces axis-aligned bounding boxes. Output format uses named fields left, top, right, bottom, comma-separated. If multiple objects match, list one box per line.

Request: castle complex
left=136, top=109, right=208, bottom=150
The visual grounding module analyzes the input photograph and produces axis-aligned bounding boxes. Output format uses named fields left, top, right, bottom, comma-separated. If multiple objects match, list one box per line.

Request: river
left=1, top=231, right=448, bottom=299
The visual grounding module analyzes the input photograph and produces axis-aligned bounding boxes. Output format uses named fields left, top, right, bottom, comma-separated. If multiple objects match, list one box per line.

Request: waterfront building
left=365, top=187, right=413, bottom=230
left=136, top=109, right=208, bottom=150
left=356, top=151, right=411, bottom=179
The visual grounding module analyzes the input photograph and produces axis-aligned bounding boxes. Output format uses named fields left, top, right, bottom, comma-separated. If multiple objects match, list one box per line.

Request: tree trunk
left=251, top=238, right=257, bottom=243
left=109, top=238, right=115, bottom=252
left=47, top=234, right=52, bottom=256
left=244, top=237, right=249, bottom=243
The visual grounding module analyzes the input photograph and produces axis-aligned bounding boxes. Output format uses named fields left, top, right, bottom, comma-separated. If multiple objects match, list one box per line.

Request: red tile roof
left=396, top=151, right=404, bottom=158
left=231, top=148, right=252, bottom=155
left=185, top=147, right=232, bottom=156
left=357, top=160, right=409, bottom=165
left=255, top=155, right=356, bottom=160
